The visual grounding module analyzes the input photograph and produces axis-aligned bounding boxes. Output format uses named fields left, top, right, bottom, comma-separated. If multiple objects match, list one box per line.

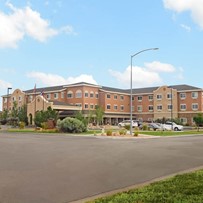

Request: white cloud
left=0, top=2, right=75, bottom=48
left=145, top=61, right=176, bottom=72
left=163, top=0, right=203, bottom=29
left=26, top=71, right=98, bottom=86
left=109, top=61, right=183, bottom=88
left=0, top=79, right=12, bottom=90
left=180, top=24, right=191, bottom=32
left=109, top=66, right=162, bottom=88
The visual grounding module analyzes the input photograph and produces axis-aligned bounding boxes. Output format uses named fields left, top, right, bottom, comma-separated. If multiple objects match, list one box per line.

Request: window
left=76, top=103, right=82, bottom=107
left=114, top=95, right=117, bottom=100
left=61, top=92, right=64, bottom=99
left=180, top=118, right=187, bottom=124
left=90, top=104, right=94, bottom=109
left=95, top=92, right=99, bottom=99
left=114, top=105, right=118, bottom=110
left=157, top=94, right=162, bottom=100
left=107, top=94, right=111, bottom=99
left=180, top=93, right=186, bottom=99
left=4, top=98, right=7, bottom=103
left=192, top=92, right=198, bottom=99
left=168, top=104, right=172, bottom=111
left=120, top=95, right=124, bottom=100
left=67, top=91, right=73, bottom=98
left=85, top=91, right=89, bottom=98
left=19, top=96, right=21, bottom=101
left=84, top=91, right=89, bottom=98
left=148, top=105, right=153, bottom=111
left=76, top=90, right=82, bottom=98
left=90, top=92, right=94, bottom=98
left=192, top=103, right=198, bottom=110
left=180, top=104, right=186, bottom=110
left=54, top=93, right=58, bottom=99
left=120, top=105, right=124, bottom=111
left=107, top=104, right=111, bottom=110
left=148, top=95, right=153, bottom=101
left=132, top=106, right=134, bottom=111
left=84, top=103, right=88, bottom=109
left=12, top=96, right=16, bottom=101
left=132, top=96, right=134, bottom=101
left=46, top=94, right=50, bottom=100
left=29, top=95, right=33, bottom=101
left=137, top=105, right=142, bottom=112
left=157, top=105, right=162, bottom=111
left=138, top=96, right=142, bottom=101
left=167, top=93, right=172, bottom=99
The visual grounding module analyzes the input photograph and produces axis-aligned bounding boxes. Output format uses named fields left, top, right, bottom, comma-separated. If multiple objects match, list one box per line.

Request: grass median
left=87, top=169, right=203, bottom=203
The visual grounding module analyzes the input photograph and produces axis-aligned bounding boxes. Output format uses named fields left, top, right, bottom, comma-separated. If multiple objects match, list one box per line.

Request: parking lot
left=0, top=132, right=203, bottom=203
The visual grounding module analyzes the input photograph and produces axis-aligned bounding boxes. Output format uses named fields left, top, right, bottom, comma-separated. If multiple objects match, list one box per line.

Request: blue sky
left=1, top=0, right=203, bottom=109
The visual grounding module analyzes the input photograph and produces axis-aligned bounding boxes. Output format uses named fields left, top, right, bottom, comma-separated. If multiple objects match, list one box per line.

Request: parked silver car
left=118, top=120, right=138, bottom=128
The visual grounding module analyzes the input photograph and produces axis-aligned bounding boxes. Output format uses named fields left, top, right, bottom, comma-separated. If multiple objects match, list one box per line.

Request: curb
left=70, top=165, right=203, bottom=203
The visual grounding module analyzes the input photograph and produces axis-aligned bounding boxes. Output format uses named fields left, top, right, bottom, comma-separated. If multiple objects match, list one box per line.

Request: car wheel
left=174, top=127, right=178, bottom=131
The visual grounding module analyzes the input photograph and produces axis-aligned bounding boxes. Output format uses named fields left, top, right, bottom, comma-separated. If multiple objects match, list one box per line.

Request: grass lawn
left=88, top=169, right=203, bottom=203
left=140, top=130, right=203, bottom=136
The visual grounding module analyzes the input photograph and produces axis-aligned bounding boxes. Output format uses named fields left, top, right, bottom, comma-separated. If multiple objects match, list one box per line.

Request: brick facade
left=2, top=82, right=203, bottom=125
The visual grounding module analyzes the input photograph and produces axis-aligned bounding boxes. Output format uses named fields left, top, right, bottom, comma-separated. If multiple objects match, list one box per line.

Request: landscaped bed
left=87, top=169, right=203, bottom=203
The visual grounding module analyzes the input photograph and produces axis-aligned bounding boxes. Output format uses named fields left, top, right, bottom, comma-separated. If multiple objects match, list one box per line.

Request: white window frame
left=114, top=95, right=118, bottom=100
left=138, top=96, right=142, bottom=102
left=76, top=90, right=82, bottom=98
left=148, top=95, right=153, bottom=101
left=67, top=91, right=73, bottom=98
left=192, top=92, right=198, bottom=99
left=75, top=103, right=82, bottom=107
left=157, top=105, right=162, bottom=111
left=84, top=91, right=89, bottom=98
left=106, top=94, right=111, bottom=99
left=168, top=104, right=172, bottom=111
left=95, top=92, right=99, bottom=99
left=61, top=92, right=64, bottom=99
left=148, top=105, right=153, bottom=111
left=192, top=103, right=198, bottom=110
left=90, top=104, right=94, bottom=109
left=157, top=94, right=162, bottom=100
left=114, top=105, right=118, bottom=110
left=54, top=93, right=58, bottom=99
left=180, top=93, right=186, bottom=100
left=180, top=104, right=186, bottom=111
left=120, top=95, right=124, bottom=100
left=120, top=105, right=124, bottom=111
left=106, top=104, right=111, bottom=110
left=90, top=91, right=94, bottom=98
left=84, top=103, right=88, bottom=109
left=46, top=94, right=51, bottom=100
left=137, top=105, right=142, bottom=112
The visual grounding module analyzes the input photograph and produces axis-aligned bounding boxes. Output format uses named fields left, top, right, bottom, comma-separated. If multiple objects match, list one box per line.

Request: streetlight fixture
left=130, top=48, right=159, bottom=135
left=7, top=87, right=12, bottom=115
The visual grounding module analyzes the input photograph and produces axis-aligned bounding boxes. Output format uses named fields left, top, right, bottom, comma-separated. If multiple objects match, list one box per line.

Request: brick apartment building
left=1, top=82, right=203, bottom=125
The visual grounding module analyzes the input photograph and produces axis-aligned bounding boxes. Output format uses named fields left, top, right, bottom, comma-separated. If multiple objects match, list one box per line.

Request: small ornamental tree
left=95, top=106, right=104, bottom=125
left=193, top=113, right=203, bottom=131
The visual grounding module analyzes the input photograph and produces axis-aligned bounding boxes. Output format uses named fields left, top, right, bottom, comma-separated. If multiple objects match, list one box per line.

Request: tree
left=18, top=105, right=28, bottom=125
left=95, top=106, right=104, bottom=125
left=193, top=113, right=203, bottom=131
left=34, top=107, right=58, bottom=127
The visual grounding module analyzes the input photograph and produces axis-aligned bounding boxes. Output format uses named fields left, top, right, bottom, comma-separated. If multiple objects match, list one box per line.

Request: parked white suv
left=118, top=120, right=138, bottom=128
left=163, top=121, right=183, bottom=131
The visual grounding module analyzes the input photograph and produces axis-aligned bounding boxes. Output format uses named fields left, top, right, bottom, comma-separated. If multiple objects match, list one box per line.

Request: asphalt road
left=0, top=132, right=203, bottom=203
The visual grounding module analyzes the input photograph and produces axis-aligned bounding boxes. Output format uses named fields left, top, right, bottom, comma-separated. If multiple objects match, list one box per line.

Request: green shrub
left=41, top=122, right=48, bottom=130
left=57, top=117, right=87, bottom=133
left=124, top=124, right=130, bottom=130
left=106, top=129, right=112, bottom=136
left=119, top=129, right=127, bottom=135
left=19, top=121, right=25, bottom=129
left=134, top=131, right=139, bottom=136
left=142, top=124, right=148, bottom=131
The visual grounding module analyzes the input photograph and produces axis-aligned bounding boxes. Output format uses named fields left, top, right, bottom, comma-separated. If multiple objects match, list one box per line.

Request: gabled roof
left=24, top=85, right=65, bottom=94
left=169, top=84, right=202, bottom=91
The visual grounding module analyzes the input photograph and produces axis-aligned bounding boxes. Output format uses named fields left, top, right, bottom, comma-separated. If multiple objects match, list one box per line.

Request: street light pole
left=130, top=48, right=158, bottom=135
